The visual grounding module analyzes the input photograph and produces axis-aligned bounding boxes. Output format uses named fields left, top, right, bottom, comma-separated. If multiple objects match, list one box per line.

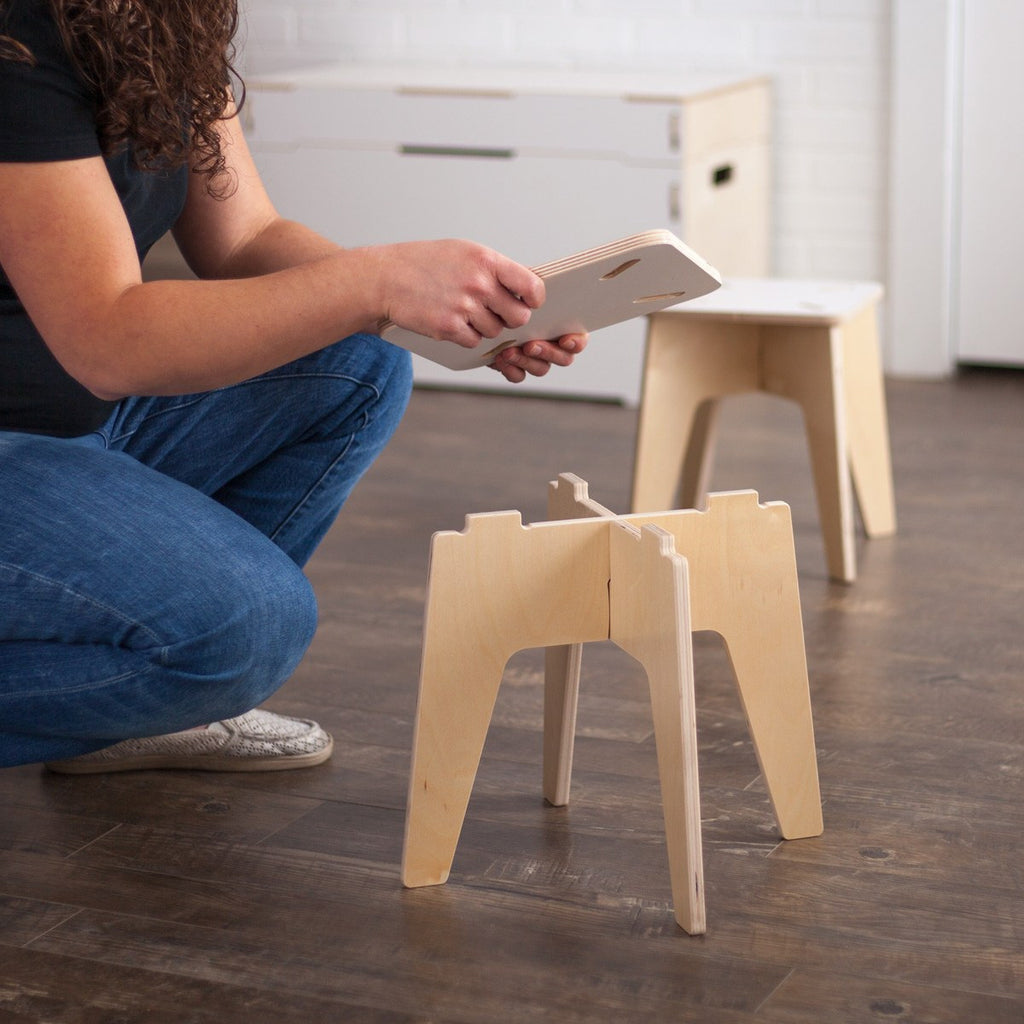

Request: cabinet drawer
left=253, top=147, right=681, bottom=261
left=246, top=87, right=679, bottom=162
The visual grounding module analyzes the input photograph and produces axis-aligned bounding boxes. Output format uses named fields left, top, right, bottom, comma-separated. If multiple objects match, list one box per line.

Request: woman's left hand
left=489, top=333, right=589, bottom=383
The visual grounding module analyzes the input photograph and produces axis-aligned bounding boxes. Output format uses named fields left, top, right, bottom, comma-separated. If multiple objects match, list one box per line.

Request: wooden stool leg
left=711, top=502, right=823, bottom=839
left=402, top=648, right=507, bottom=888
left=541, top=475, right=617, bottom=806
left=842, top=304, right=897, bottom=538
left=610, top=522, right=705, bottom=934
left=402, top=530, right=512, bottom=887
left=404, top=510, right=611, bottom=887
left=678, top=400, right=721, bottom=510
left=632, top=493, right=823, bottom=840
left=632, top=318, right=759, bottom=513
left=715, top=494, right=822, bottom=839
left=542, top=644, right=581, bottom=806
left=762, top=326, right=857, bottom=583
left=403, top=514, right=536, bottom=888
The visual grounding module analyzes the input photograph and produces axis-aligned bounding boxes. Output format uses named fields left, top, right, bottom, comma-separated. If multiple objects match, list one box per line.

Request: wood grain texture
left=633, top=284, right=897, bottom=583
left=1, top=368, right=1022, bottom=1022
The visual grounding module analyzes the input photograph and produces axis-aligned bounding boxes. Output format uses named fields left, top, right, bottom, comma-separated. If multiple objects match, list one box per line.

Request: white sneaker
left=45, top=709, right=333, bottom=774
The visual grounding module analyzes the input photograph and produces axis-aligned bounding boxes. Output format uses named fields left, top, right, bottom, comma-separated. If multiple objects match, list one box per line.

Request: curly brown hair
left=2, top=0, right=244, bottom=196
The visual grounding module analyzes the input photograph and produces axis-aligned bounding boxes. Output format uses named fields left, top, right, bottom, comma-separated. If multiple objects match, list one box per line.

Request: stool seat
left=633, top=277, right=897, bottom=583
left=668, top=278, right=884, bottom=325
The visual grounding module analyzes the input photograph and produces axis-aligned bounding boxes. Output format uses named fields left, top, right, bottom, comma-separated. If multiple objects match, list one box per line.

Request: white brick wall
left=237, top=0, right=891, bottom=283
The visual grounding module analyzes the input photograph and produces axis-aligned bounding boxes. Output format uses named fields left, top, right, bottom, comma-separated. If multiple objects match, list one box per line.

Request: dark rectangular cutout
left=712, top=163, right=734, bottom=186
left=400, top=144, right=516, bottom=160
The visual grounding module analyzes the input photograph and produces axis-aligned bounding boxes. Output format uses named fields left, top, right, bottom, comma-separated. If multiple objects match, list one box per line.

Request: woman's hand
left=489, top=333, right=589, bottom=383
left=372, top=239, right=546, bottom=349
left=369, top=239, right=588, bottom=382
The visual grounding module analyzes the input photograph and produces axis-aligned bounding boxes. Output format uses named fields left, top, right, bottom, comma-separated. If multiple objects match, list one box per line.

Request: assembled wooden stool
left=401, top=474, right=823, bottom=934
left=632, top=278, right=897, bottom=582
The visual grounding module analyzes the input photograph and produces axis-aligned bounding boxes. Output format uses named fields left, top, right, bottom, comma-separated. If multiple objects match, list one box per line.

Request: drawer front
left=245, top=87, right=680, bottom=162
left=253, top=147, right=681, bottom=262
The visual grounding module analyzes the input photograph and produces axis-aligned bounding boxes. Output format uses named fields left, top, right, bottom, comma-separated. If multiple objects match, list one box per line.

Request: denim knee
left=316, top=333, right=413, bottom=445
left=370, top=337, right=414, bottom=433
left=164, top=551, right=319, bottom=723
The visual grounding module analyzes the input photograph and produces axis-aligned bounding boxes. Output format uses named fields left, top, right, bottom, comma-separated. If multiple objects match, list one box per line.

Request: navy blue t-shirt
left=0, top=0, right=188, bottom=436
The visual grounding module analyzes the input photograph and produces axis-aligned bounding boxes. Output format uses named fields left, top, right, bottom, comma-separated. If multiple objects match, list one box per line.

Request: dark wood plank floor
left=2, top=367, right=1022, bottom=1023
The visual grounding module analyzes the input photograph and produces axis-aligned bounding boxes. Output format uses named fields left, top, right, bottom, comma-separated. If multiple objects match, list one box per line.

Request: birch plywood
left=381, top=230, right=721, bottom=370
left=402, top=512, right=611, bottom=890
left=669, top=278, right=883, bottom=325
left=545, top=475, right=823, bottom=841
left=630, top=494, right=823, bottom=839
left=608, top=522, right=705, bottom=934
left=402, top=474, right=822, bottom=934
left=632, top=278, right=895, bottom=582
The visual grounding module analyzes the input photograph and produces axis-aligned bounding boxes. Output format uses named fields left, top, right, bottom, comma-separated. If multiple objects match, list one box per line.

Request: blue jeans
left=0, top=335, right=412, bottom=768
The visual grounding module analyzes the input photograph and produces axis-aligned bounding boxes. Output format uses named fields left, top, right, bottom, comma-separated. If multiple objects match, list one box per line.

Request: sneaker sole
left=45, top=735, right=334, bottom=775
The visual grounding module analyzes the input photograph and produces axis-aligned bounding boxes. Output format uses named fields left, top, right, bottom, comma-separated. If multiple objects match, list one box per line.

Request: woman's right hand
left=369, top=239, right=546, bottom=349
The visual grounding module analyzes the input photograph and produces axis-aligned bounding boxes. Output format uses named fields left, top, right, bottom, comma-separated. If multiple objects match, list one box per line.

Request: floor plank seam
left=18, top=905, right=86, bottom=949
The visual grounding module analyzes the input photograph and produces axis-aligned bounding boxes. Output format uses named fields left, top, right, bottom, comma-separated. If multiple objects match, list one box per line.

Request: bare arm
left=173, top=111, right=587, bottom=383
left=0, top=104, right=581, bottom=399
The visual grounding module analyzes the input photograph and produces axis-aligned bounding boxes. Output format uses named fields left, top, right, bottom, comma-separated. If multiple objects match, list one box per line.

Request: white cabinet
left=955, top=2, right=1024, bottom=367
left=244, top=64, right=772, bottom=403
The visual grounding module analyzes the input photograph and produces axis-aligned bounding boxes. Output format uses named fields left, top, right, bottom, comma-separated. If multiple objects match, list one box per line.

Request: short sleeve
left=0, top=0, right=102, bottom=161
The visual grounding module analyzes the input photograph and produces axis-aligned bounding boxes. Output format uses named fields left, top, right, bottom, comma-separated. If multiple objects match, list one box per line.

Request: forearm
left=1, top=136, right=559, bottom=400
left=183, top=215, right=345, bottom=280
left=79, top=248, right=385, bottom=399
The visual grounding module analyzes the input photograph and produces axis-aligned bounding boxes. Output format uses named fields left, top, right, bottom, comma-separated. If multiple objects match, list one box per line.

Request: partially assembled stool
left=401, top=474, right=823, bottom=934
left=632, top=278, right=897, bottom=583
